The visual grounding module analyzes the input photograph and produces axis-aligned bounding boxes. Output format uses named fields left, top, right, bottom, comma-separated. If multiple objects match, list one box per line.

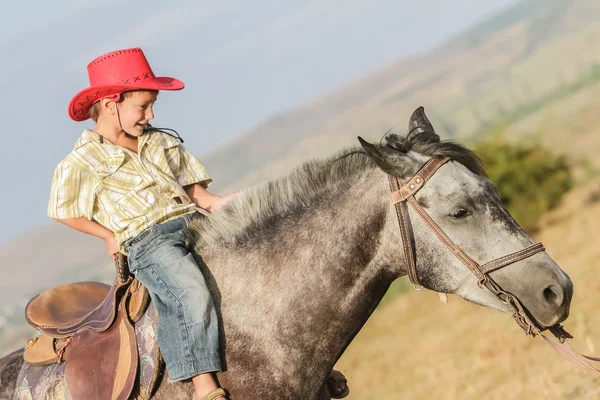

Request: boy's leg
left=127, top=224, right=222, bottom=397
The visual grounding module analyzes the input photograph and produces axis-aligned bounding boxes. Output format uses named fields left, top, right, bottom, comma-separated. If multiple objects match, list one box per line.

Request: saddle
left=23, top=254, right=151, bottom=400
left=21, top=255, right=352, bottom=400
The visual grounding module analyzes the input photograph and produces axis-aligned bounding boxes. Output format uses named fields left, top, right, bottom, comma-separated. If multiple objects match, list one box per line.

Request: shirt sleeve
left=177, top=145, right=213, bottom=188
left=48, top=160, right=99, bottom=220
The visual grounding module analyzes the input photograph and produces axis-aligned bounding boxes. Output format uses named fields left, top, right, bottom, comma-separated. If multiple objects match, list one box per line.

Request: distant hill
left=2, top=0, right=600, bottom=350
left=202, top=0, right=600, bottom=194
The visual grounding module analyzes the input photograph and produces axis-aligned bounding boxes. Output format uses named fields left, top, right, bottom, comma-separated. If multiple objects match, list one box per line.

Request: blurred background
left=1, top=0, right=600, bottom=398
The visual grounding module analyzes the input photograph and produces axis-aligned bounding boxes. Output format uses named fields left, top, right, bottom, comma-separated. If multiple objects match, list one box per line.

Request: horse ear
left=358, top=136, right=405, bottom=176
left=408, top=106, right=440, bottom=142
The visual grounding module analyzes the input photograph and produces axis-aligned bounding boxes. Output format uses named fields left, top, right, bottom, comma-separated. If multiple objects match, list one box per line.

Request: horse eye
left=449, top=208, right=470, bottom=219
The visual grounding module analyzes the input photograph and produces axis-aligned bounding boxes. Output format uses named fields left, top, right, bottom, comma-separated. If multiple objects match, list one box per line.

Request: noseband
left=388, top=156, right=600, bottom=372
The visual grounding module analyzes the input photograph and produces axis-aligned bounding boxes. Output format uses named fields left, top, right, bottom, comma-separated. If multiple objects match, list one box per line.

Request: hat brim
left=68, top=77, right=184, bottom=122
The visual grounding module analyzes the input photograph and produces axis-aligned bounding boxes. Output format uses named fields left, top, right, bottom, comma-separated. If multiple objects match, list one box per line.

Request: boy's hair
left=89, top=89, right=159, bottom=122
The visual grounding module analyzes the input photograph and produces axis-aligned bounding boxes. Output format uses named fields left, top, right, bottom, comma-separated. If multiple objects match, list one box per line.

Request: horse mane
left=187, top=132, right=484, bottom=252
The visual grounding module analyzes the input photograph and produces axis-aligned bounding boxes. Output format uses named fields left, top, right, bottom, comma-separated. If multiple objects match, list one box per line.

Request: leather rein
left=388, top=156, right=600, bottom=372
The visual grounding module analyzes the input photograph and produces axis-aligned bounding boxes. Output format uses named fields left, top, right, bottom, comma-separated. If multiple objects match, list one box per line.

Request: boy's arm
left=48, top=160, right=119, bottom=255
left=53, top=217, right=119, bottom=255
left=176, top=144, right=238, bottom=211
left=184, top=184, right=237, bottom=213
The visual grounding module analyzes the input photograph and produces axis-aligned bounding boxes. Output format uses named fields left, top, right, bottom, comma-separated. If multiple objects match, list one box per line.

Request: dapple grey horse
left=0, top=107, right=572, bottom=399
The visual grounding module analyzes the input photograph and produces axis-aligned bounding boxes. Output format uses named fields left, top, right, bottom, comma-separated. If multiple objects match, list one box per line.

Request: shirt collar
left=73, top=129, right=101, bottom=150
left=73, top=129, right=176, bottom=151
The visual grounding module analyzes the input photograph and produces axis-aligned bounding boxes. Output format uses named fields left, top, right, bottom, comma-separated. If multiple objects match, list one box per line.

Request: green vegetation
left=473, top=137, right=573, bottom=233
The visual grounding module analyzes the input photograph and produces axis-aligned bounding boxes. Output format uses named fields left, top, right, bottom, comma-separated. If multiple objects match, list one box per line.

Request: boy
left=49, top=48, right=232, bottom=400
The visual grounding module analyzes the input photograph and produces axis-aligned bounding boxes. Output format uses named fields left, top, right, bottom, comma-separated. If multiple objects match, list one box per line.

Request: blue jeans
left=124, top=212, right=221, bottom=382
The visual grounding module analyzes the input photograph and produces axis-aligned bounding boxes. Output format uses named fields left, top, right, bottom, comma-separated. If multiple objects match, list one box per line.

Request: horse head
left=359, top=107, right=573, bottom=329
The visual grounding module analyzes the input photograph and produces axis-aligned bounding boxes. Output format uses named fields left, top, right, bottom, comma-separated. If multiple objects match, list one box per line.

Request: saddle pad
left=13, top=358, right=71, bottom=400
left=132, top=302, right=163, bottom=399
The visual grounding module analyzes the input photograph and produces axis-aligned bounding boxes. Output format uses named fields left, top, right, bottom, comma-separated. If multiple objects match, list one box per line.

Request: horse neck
left=206, top=168, right=400, bottom=392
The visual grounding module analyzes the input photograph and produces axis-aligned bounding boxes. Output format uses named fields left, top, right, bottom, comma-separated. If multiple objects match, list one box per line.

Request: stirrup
left=194, top=388, right=227, bottom=400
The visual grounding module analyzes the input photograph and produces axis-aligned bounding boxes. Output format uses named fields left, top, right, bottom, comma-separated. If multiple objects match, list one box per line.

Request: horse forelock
left=383, top=133, right=486, bottom=177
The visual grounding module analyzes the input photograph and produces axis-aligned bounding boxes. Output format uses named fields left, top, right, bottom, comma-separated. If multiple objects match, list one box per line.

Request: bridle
left=389, top=156, right=544, bottom=334
left=388, top=156, right=600, bottom=371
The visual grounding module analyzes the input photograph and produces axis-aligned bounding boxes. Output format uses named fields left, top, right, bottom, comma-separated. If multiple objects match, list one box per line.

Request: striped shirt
left=48, top=129, right=211, bottom=251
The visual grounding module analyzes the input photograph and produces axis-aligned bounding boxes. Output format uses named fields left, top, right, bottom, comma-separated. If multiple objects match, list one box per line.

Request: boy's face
left=113, top=91, right=158, bottom=136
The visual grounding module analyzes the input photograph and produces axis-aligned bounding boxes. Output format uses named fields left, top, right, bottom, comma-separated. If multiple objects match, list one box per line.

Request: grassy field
left=335, top=178, right=600, bottom=399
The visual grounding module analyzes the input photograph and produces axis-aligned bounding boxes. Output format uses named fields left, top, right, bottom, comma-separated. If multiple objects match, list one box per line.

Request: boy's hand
left=105, top=235, right=120, bottom=258
left=214, top=192, right=239, bottom=211
left=184, top=184, right=239, bottom=213
left=53, top=217, right=120, bottom=257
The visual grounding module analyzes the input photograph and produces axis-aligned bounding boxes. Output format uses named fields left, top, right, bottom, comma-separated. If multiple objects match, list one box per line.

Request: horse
left=0, top=107, right=572, bottom=399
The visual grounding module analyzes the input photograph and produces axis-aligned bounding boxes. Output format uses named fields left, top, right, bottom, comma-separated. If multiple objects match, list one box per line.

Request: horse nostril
left=543, top=285, right=563, bottom=307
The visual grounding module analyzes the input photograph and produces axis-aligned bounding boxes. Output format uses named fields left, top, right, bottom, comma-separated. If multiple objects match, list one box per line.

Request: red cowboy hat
left=68, top=47, right=184, bottom=121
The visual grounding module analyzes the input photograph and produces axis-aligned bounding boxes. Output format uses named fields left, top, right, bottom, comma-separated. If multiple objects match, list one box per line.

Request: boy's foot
left=193, top=388, right=227, bottom=400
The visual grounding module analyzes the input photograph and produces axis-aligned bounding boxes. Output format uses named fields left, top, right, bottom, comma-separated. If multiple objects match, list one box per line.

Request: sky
left=0, top=0, right=519, bottom=245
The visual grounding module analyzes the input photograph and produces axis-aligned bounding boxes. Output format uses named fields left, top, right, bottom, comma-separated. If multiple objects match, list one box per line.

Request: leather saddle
left=23, top=254, right=151, bottom=400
